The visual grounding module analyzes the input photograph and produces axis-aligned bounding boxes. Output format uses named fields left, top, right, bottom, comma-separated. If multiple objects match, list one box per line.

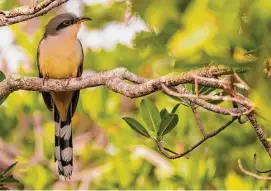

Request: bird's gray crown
left=44, top=12, right=79, bottom=37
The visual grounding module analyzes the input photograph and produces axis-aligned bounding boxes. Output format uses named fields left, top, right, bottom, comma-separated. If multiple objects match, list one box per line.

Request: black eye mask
left=56, top=19, right=74, bottom=31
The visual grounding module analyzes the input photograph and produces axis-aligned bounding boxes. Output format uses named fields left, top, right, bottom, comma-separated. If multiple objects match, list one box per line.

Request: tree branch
left=253, top=154, right=271, bottom=173
left=191, top=106, right=207, bottom=138
left=247, top=113, right=271, bottom=157
left=2, top=65, right=270, bottom=173
left=0, top=66, right=253, bottom=119
left=156, top=117, right=237, bottom=159
left=0, top=66, right=243, bottom=96
left=0, top=0, right=69, bottom=27
left=161, top=83, right=249, bottom=116
left=238, top=159, right=271, bottom=180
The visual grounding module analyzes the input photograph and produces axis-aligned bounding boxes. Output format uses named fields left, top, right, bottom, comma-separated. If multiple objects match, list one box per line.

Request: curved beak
left=77, top=16, right=92, bottom=24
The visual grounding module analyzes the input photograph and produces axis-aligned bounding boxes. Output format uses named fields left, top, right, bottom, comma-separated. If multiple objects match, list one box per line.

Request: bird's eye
left=63, top=20, right=71, bottom=25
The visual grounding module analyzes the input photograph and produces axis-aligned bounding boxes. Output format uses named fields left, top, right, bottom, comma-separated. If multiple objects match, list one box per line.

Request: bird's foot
left=65, top=77, right=72, bottom=87
left=42, top=76, right=49, bottom=86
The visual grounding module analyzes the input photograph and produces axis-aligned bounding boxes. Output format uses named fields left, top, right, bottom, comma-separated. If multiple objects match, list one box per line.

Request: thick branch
left=0, top=66, right=241, bottom=96
left=0, top=0, right=69, bottom=27
left=0, top=66, right=252, bottom=118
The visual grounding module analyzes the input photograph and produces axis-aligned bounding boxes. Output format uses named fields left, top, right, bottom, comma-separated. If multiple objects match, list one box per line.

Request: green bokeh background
left=0, top=0, right=271, bottom=189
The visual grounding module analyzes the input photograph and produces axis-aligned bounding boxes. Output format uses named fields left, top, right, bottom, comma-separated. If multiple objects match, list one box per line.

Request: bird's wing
left=76, top=39, right=84, bottom=77
left=37, top=38, right=53, bottom=111
left=71, top=39, right=84, bottom=117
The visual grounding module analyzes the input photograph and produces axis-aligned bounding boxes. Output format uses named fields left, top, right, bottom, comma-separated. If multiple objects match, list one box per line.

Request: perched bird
left=37, top=13, right=91, bottom=179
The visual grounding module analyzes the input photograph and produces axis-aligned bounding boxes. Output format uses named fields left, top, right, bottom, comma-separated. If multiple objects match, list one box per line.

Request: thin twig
left=232, top=102, right=249, bottom=124
left=191, top=106, right=207, bottom=138
left=156, top=117, right=237, bottom=159
left=253, top=154, right=271, bottom=173
left=244, top=45, right=264, bottom=56
left=233, top=72, right=250, bottom=90
left=161, top=83, right=248, bottom=116
left=238, top=159, right=271, bottom=180
left=164, top=147, right=178, bottom=155
left=238, top=116, right=249, bottom=124
left=247, top=112, right=271, bottom=158
left=195, top=78, right=199, bottom=97
left=192, top=75, right=230, bottom=87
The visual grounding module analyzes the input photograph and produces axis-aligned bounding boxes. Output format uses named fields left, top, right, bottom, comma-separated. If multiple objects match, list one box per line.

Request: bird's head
left=44, top=12, right=92, bottom=38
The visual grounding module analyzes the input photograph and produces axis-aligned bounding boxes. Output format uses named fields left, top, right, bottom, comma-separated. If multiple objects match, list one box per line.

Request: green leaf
left=192, top=84, right=216, bottom=95
left=171, top=103, right=180, bottom=113
left=158, top=113, right=179, bottom=139
left=83, top=2, right=127, bottom=29
left=0, top=71, right=8, bottom=106
left=140, top=99, right=161, bottom=133
left=0, top=175, right=20, bottom=184
left=208, top=99, right=224, bottom=105
left=0, top=71, right=5, bottom=81
left=0, top=96, right=8, bottom=106
left=160, top=108, right=169, bottom=119
left=122, top=117, right=150, bottom=138
left=199, top=86, right=216, bottom=95
left=0, top=162, right=18, bottom=178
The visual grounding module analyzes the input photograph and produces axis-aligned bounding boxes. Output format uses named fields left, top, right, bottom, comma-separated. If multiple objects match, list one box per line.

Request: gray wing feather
left=70, top=39, right=84, bottom=117
left=37, top=38, right=53, bottom=111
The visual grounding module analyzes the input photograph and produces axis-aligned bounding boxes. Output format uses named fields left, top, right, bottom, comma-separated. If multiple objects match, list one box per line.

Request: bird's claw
left=65, top=77, right=72, bottom=87
left=42, top=77, right=49, bottom=86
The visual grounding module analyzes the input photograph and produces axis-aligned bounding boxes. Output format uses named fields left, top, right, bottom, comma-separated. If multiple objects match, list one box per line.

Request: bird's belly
left=40, top=55, right=80, bottom=79
left=38, top=38, right=82, bottom=79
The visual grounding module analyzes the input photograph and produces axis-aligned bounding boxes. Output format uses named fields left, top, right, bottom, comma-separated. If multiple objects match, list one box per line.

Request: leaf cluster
left=123, top=99, right=180, bottom=141
left=0, top=162, right=21, bottom=190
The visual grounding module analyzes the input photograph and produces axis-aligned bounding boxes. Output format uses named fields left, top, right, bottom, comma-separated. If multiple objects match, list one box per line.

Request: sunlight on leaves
left=24, top=165, right=49, bottom=190
left=225, top=172, right=250, bottom=190
left=168, top=0, right=217, bottom=59
left=145, top=0, right=179, bottom=31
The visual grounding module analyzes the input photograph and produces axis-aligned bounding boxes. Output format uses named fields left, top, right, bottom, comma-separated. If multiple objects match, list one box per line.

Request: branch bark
left=0, top=66, right=245, bottom=96
left=253, top=154, right=271, bottom=173
left=247, top=112, right=271, bottom=157
left=0, top=0, right=69, bottom=27
left=161, top=83, right=248, bottom=116
left=238, top=159, right=271, bottom=180
left=0, top=66, right=251, bottom=116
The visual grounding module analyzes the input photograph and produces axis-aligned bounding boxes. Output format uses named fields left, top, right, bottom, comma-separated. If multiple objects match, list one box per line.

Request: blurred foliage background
left=0, top=0, right=271, bottom=189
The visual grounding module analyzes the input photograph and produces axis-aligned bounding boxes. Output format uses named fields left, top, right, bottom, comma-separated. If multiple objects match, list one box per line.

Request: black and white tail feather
left=54, top=104, right=73, bottom=179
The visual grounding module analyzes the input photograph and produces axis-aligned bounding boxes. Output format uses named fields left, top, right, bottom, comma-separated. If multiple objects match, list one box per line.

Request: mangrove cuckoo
left=37, top=13, right=91, bottom=179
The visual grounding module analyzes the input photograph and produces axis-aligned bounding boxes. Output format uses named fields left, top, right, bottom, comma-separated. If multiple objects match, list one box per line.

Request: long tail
left=54, top=104, right=73, bottom=179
